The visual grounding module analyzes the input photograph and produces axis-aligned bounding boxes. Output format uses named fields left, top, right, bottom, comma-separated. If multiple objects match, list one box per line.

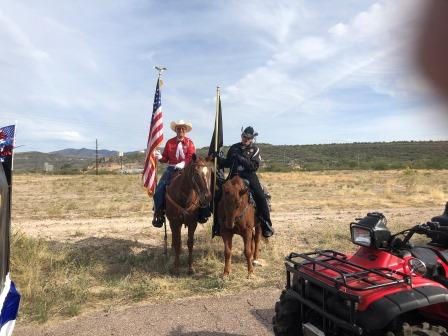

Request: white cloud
left=328, top=23, right=348, bottom=38
left=0, top=0, right=445, bottom=152
left=224, top=0, right=431, bottom=120
left=0, top=9, right=50, bottom=61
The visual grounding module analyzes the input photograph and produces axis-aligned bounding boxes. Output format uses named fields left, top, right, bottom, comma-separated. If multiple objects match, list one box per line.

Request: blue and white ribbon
left=0, top=274, right=20, bottom=336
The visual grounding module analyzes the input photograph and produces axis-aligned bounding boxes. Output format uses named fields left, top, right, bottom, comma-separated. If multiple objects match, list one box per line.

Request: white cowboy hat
left=170, top=120, right=192, bottom=133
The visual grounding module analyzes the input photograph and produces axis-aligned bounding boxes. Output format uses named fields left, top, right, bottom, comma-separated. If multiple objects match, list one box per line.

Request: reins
left=234, top=200, right=250, bottom=224
left=166, top=192, right=198, bottom=217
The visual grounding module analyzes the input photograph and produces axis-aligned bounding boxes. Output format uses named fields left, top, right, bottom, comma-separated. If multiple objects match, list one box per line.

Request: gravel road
left=15, top=288, right=281, bottom=336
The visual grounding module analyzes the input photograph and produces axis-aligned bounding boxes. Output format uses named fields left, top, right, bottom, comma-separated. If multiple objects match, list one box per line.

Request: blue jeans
left=153, top=166, right=175, bottom=213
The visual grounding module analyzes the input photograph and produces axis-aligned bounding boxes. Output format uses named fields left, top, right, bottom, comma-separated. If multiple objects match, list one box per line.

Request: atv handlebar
left=390, top=222, right=448, bottom=249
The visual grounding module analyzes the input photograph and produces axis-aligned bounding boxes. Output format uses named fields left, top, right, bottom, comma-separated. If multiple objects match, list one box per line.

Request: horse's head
left=187, top=155, right=213, bottom=207
left=221, top=177, right=248, bottom=229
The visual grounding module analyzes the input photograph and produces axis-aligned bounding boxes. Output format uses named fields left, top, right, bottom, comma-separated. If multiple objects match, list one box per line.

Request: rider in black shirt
left=212, top=126, right=274, bottom=238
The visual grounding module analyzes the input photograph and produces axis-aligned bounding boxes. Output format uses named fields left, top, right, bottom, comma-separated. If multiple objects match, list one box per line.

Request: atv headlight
left=350, top=213, right=391, bottom=249
left=408, top=258, right=427, bottom=276
left=351, top=226, right=372, bottom=247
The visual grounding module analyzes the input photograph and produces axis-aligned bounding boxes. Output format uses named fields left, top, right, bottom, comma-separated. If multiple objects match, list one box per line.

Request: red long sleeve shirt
left=160, top=136, right=196, bottom=165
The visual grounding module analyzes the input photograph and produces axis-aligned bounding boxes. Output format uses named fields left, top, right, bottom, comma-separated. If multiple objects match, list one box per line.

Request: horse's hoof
left=247, top=272, right=254, bottom=279
left=188, top=268, right=195, bottom=275
left=170, top=268, right=180, bottom=276
left=222, top=271, right=230, bottom=277
left=252, top=259, right=263, bottom=267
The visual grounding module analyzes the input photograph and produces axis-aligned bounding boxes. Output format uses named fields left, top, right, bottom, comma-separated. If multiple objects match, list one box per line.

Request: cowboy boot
left=197, top=205, right=211, bottom=224
left=260, top=218, right=274, bottom=238
left=152, top=210, right=165, bottom=228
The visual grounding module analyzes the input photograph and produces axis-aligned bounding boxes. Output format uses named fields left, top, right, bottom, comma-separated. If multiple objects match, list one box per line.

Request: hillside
left=254, top=141, right=448, bottom=171
left=51, top=148, right=118, bottom=158
left=14, top=152, right=93, bottom=172
left=14, top=140, right=448, bottom=172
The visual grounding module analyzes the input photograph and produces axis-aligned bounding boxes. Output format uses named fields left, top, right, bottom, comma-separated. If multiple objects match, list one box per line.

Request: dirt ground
left=15, top=288, right=281, bottom=336
left=10, top=171, right=448, bottom=334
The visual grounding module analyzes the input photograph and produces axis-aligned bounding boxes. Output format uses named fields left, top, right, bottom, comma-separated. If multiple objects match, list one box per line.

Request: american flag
left=0, top=125, right=15, bottom=163
left=142, top=79, right=164, bottom=195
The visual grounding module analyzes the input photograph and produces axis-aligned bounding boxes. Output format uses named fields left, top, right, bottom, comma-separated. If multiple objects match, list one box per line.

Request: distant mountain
left=50, top=148, right=118, bottom=158
left=13, top=140, right=448, bottom=172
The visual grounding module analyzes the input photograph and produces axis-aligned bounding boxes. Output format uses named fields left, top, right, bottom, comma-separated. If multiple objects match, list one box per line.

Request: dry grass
left=11, top=170, right=448, bottom=324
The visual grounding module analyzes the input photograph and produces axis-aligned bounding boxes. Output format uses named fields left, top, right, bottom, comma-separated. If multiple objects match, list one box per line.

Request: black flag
left=208, top=96, right=223, bottom=155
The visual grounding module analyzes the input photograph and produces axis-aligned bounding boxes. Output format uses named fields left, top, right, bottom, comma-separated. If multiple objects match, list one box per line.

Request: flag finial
left=155, top=66, right=167, bottom=78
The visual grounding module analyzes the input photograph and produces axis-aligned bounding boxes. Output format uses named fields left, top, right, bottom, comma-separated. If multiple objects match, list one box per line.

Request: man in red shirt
left=152, top=120, right=196, bottom=227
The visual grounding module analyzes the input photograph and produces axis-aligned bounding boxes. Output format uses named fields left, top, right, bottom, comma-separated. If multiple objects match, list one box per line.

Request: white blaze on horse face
left=201, top=166, right=210, bottom=192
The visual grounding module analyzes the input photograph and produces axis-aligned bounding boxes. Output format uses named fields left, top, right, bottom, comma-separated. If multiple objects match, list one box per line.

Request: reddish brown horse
left=218, top=176, right=261, bottom=277
left=165, top=156, right=212, bottom=274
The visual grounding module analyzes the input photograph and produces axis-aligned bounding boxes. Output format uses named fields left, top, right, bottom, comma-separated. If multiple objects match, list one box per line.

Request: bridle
left=190, top=162, right=211, bottom=207
left=222, top=179, right=251, bottom=226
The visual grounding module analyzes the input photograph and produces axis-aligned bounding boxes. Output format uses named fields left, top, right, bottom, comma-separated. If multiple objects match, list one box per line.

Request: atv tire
left=272, top=289, right=301, bottom=336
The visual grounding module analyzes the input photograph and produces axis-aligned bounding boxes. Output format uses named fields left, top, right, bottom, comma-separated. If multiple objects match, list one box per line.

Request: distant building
left=122, top=168, right=143, bottom=174
left=44, top=162, right=54, bottom=172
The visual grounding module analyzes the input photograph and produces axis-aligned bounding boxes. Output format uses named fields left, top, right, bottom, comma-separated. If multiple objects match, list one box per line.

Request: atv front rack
left=284, top=250, right=412, bottom=335
left=286, top=249, right=411, bottom=292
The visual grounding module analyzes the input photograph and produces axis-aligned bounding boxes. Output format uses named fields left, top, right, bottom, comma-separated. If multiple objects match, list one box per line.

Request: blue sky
left=0, top=0, right=447, bottom=152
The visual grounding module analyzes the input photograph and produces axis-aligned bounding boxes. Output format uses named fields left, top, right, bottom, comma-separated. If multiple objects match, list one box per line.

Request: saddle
left=241, top=179, right=272, bottom=211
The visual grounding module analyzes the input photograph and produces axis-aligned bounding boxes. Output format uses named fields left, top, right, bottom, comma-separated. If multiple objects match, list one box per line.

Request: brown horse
left=165, top=155, right=212, bottom=275
left=218, top=176, right=261, bottom=278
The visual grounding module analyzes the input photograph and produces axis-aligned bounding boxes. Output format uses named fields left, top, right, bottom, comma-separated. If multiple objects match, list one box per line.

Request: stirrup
left=197, top=216, right=209, bottom=224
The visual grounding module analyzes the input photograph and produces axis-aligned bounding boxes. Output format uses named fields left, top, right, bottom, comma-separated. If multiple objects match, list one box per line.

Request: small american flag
left=0, top=125, right=15, bottom=163
left=142, top=79, right=164, bottom=195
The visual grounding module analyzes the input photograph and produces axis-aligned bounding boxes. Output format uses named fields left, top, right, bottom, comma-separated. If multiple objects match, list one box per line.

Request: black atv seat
left=411, top=247, right=440, bottom=271
left=411, top=246, right=448, bottom=269
left=432, top=202, right=448, bottom=226
left=429, top=226, right=448, bottom=246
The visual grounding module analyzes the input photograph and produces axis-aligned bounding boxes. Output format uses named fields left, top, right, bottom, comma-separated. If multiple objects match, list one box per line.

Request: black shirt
left=218, top=142, right=261, bottom=177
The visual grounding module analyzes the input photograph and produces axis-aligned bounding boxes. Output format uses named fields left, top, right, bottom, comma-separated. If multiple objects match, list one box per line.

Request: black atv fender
left=357, top=285, right=448, bottom=331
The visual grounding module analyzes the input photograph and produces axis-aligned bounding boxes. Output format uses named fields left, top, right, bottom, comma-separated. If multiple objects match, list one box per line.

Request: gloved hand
left=209, top=151, right=219, bottom=159
left=174, top=161, right=185, bottom=170
left=231, top=152, right=240, bottom=163
left=154, top=150, right=162, bottom=160
left=235, top=153, right=249, bottom=164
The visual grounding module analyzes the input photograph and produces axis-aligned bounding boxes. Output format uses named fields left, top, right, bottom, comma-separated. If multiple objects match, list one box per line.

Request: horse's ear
left=239, top=187, right=248, bottom=196
left=192, top=153, right=197, bottom=162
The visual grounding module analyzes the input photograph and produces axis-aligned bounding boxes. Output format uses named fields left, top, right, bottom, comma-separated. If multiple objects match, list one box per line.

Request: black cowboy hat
left=241, top=126, right=258, bottom=139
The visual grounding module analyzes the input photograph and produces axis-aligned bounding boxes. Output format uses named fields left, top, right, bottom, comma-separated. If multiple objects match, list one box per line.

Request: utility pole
left=119, top=151, right=124, bottom=173
left=96, top=139, right=99, bottom=175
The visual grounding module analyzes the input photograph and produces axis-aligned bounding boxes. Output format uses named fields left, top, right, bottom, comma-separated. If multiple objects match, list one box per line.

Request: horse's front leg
left=187, top=220, right=198, bottom=275
left=243, top=229, right=254, bottom=278
left=253, top=220, right=262, bottom=262
left=170, top=220, right=182, bottom=275
left=222, top=231, right=233, bottom=276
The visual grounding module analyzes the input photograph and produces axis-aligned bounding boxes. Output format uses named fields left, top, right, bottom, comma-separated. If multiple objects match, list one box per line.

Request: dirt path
left=15, top=288, right=281, bottom=336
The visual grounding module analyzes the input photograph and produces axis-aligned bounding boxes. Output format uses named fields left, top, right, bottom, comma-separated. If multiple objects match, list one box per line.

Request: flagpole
left=212, top=86, right=220, bottom=233
left=154, top=66, right=169, bottom=257
left=11, top=121, right=17, bottom=173
left=7, top=121, right=17, bottom=274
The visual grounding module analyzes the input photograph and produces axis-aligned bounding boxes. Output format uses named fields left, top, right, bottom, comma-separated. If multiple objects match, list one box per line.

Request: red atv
left=273, top=205, right=448, bottom=336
